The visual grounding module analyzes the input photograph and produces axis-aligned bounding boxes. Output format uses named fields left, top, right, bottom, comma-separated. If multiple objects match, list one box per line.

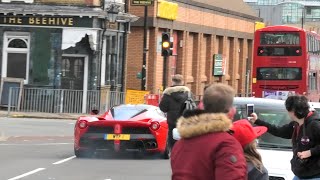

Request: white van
left=309, top=102, right=320, bottom=114
left=233, top=97, right=293, bottom=180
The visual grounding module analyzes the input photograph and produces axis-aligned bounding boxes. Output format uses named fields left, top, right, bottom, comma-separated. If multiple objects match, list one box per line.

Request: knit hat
left=231, top=119, right=267, bottom=148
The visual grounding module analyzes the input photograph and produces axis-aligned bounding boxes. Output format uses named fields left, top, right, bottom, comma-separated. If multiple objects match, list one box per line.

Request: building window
left=8, top=39, right=28, bottom=48
left=74, top=59, right=84, bottom=78
left=309, top=72, right=317, bottom=90
left=257, top=0, right=281, bottom=5
left=282, top=3, right=303, bottom=24
left=2, top=32, right=30, bottom=83
left=105, top=34, right=118, bottom=86
left=62, top=58, right=70, bottom=77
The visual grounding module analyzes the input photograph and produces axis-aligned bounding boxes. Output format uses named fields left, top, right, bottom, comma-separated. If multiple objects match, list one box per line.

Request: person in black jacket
left=250, top=95, right=320, bottom=180
left=159, top=74, right=191, bottom=150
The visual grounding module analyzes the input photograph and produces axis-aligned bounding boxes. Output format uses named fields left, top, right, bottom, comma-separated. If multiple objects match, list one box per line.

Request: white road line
left=7, top=168, right=45, bottom=180
left=52, top=156, right=76, bottom=165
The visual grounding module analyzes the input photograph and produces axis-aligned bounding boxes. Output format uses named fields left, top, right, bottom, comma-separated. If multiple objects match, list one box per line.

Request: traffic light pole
left=141, top=5, right=148, bottom=90
left=162, top=55, right=167, bottom=88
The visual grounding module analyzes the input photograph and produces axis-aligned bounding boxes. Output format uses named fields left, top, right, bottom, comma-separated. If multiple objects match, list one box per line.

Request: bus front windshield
left=257, top=67, right=302, bottom=80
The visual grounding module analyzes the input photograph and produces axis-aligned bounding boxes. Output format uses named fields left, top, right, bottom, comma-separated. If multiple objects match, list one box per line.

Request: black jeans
left=167, top=125, right=177, bottom=149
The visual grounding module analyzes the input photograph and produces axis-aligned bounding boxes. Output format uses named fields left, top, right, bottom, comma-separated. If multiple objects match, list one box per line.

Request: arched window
left=3, top=33, right=30, bottom=83
left=8, top=39, right=28, bottom=48
left=74, top=59, right=84, bottom=78
left=62, top=59, right=71, bottom=77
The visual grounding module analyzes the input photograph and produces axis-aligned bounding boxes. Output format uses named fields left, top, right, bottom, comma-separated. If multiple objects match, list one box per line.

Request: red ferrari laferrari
left=74, top=104, right=170, bottom=158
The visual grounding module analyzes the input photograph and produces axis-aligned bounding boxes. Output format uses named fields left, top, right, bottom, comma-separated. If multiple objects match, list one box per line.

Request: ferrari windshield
left=111, top=105, right=150, bottom=120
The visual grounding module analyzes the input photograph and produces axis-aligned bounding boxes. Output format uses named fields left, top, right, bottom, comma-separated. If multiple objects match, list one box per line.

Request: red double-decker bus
left=252, top=25, right=320, bottom=101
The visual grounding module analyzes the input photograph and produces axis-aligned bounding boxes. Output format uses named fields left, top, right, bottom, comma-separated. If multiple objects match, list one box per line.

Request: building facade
left=0, top=0, right=105, bottom=91
left=245, top=0, right=320, bottom=32
left=0, top=0, right=137, bottom=112
left=126, top=0, right=260, bottom=98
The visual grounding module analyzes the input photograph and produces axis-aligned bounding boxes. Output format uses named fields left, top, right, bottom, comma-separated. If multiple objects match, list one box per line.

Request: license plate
left=104, top=134, right=130, bottom=140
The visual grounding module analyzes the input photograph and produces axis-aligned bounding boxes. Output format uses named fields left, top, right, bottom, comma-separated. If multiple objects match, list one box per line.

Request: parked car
left=233, top=97, right=293, bottom=180
left=74, top=104, right=170, bottom=159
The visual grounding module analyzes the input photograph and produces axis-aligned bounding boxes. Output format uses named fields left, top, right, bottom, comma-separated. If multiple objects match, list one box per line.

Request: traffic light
left=161, top=32, right=173, bottom=56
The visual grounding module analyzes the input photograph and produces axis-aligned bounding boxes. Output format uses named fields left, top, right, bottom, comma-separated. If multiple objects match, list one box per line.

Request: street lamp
left=301, top=6, right=305, bottom=29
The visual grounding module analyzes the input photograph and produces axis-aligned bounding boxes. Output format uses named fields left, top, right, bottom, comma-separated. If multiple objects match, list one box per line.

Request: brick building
left=126, top=0, right=261, bottom=98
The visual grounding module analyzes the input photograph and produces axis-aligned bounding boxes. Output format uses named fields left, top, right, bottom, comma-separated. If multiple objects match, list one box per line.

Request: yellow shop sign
left=157, top=0, right=178, bottom=20
left=255, top=22, right=265, bottom=31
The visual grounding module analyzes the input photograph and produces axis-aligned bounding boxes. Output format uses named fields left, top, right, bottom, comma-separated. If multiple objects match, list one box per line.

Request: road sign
left=131, top=0, right=153, bottom=6
left=125, top=89, right=150, bottom=104
left=213, top=54, right=226, bottom=76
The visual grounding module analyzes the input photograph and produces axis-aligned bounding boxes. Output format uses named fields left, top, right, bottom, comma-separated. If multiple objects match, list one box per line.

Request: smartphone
left=246, top=104, right=254, bottom=117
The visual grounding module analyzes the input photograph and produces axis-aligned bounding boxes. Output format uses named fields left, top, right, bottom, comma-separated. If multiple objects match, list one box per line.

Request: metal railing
left=7, top=87, right=126, bottom=115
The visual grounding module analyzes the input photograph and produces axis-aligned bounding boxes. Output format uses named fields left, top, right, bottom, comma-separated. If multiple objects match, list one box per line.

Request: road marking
left=52, top=156, right=76, bottom=165
left=8, top=168, right=45, bottom=180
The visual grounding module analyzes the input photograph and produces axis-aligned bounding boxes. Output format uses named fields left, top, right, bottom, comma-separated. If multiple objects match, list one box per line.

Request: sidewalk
left=0, top=110, right=86, bottom=120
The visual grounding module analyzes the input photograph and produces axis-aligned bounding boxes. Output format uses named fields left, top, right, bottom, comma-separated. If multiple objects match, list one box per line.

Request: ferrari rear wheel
left=74, top=148, right=94, bottom=158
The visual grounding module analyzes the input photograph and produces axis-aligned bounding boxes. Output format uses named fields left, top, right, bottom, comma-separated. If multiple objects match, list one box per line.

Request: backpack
left=179, top=91, right=197, bottom=116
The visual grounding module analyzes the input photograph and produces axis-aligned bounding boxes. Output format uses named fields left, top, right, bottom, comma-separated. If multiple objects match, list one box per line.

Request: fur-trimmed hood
left=177, top=110, right=232, bottom=139
left=163, top=85, right=190, bottom=95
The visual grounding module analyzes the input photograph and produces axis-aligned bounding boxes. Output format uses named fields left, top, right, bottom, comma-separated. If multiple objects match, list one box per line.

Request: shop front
left=0, top=10, right=103, bottom=112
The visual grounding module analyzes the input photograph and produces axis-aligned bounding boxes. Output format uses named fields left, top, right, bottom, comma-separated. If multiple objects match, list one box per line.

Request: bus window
left=257, top=46, right=302, bottom=56
left=257, top=67, right=302, bottom=80
left=260, top=32, right=300, bottom=45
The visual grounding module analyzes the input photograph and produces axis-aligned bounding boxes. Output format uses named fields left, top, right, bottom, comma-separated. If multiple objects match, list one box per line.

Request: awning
left=62, top=28, right=98, bottom=51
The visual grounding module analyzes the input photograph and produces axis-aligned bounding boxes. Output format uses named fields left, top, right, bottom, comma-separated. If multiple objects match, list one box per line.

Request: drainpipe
left=120, top=0, right=129, bottom=92
left=97, top=11, right=107, bottom=110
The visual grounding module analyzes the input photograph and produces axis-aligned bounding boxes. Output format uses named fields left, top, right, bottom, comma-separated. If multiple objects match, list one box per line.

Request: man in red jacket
left=170, top=83, right=247, bottom=180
